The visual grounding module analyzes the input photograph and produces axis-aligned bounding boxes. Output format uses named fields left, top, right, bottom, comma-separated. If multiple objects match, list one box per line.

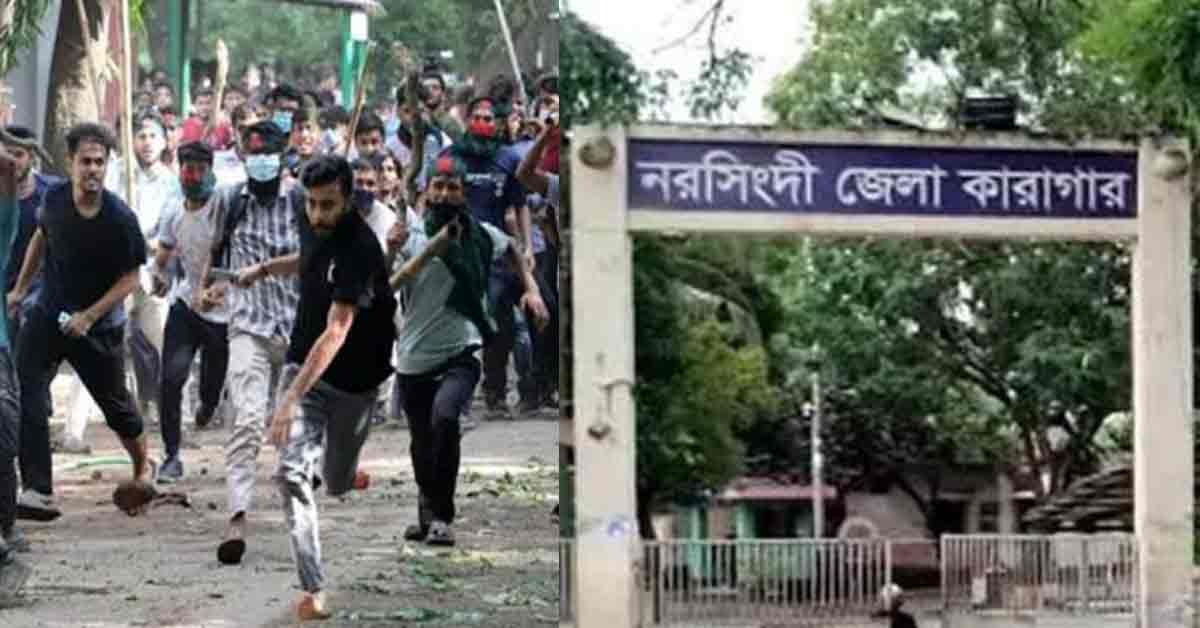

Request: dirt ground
left=0, top=378, right=560, bottom=628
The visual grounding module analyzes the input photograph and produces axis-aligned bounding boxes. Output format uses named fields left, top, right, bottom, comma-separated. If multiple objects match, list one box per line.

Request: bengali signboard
left=628, top=139, right=1138, bottom=218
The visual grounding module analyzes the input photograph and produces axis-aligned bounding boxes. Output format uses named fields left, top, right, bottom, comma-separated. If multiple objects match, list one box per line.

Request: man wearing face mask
left=266, top=84, right=303, bottom=139
left=150, top=142, right=229, bottom=484
left=209, top=120, right=301, bottom=565
left=350, top=157, right=398, bottom=252
left=389, top=153, right=548, bottom=547
left=449, top=95, right=537, bottom=419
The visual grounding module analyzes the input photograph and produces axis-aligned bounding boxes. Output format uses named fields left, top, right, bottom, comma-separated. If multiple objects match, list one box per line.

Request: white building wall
left=3, top=1, right=61, bottom=141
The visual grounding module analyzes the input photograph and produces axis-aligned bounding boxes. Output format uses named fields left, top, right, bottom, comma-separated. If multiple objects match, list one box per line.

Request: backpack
left=210, top=182, right=250, bottom=270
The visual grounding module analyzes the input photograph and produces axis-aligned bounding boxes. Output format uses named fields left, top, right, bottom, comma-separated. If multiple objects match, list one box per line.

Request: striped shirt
left=213, top=182, right=302, bottom=342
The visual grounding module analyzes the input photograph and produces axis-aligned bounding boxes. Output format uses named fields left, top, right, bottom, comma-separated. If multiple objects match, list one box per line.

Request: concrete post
left=571, top=125, right=639, bottom=627
left=1133, top=139, right=1193, bottom=628
left=997, top=473, right=1015, bottom=534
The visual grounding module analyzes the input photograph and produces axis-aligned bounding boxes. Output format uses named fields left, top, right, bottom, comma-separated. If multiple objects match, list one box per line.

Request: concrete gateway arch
left=569, top=124, right=1193, bottom=628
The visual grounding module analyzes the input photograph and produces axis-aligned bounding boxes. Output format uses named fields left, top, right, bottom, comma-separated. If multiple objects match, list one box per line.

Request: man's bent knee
left=104, top=411, right=144, bottom=440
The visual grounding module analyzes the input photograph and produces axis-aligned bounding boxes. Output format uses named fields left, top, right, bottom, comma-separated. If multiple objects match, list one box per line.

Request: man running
left=390, top=153, right=548, bottom=547
left=267, top=155, right=396, bottom=620
left=0, top=134, right=34, bottom=600
left=8, top=123, right=154, bottom=520
left=213, top=120, right=301, bottom=565
left=151, top=141, right=230, bottom=483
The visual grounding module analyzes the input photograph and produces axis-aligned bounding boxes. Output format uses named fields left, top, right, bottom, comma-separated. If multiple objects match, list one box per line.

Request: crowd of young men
left=0, top=58, right=560, bottom=620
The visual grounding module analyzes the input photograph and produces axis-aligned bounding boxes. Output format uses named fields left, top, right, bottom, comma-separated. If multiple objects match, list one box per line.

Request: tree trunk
left=43, top=0, right=105, bottom=169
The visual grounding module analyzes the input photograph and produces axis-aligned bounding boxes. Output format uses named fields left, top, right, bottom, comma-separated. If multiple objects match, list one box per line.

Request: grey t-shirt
left=158, top=195, right=230, bottom=324
left=393, top=220, right=511, bottom=375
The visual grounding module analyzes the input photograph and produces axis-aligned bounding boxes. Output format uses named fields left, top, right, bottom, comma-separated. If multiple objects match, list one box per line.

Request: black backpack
left=209, top=183, right=250, bottom=270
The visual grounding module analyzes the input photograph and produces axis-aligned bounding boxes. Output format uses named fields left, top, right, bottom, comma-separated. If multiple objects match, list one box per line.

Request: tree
left=763, top=0, right=1145, bottom=498
left=562, top=10, right=770, bottom=540
left=176, top=0, right=553, bottom=102
left=43, top=1, right=105, bottom=168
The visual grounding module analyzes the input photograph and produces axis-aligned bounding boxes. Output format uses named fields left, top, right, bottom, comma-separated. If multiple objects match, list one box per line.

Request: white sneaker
left=16, top=490, right=61, bottom=522
left=460, top=410, right=479, bottom=435
left=58, top=436, right=91, bottom=454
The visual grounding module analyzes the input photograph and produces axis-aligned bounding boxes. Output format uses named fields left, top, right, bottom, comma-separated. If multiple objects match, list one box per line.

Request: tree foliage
left=759, top=0, right=1155, bottom=509
left=563, top=9, right=771, bottom=539
left=183, top=0, right=546, bottom=99
left=765, top=0, right=1151, bottom=136
left=0, top=0, right=54, bottom=77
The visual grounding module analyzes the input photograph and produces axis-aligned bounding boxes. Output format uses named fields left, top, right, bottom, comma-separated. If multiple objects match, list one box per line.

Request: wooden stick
left=119, top=0, right=135, bottom=212
left=203, top=39, right=229, bottom=141
left=401, top=69, right=426, bottom=209
left=74, top=0, right=105, bottom=118
left=341, top=42, right=375, bottom=157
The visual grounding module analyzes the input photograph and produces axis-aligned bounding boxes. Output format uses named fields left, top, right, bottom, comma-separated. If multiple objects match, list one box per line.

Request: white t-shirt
left=393, top=220, right=510, bottom=375
left=157, top=195, right=229, bottom=323
left=360, top=200, right=397, bottom=254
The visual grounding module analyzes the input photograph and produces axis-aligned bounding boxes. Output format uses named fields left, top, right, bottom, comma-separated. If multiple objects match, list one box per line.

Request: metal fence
left=559, top=534, right=1138, bottom=626
left=941, top=533, right=1136, bottom=616
left=637, top=538, right=939, bottom=626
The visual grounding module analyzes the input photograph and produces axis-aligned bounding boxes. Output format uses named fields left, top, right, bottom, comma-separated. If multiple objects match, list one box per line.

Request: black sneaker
left=403, top=523, right=429, bottom=541
left=157, top=456, right=183, bottom=485
left=403, top=497, right=432, bottom=540
left=485, top=397, right=511, bottom=421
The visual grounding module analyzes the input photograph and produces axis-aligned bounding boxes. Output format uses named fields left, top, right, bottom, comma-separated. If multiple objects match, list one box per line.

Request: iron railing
left=559, top=534, right=1138, bottom=626
left=941, top=533, right=1136, bottom=616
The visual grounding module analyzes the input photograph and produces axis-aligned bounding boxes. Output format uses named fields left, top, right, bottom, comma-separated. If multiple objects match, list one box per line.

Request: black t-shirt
left=36, top=183, right=147, bottom=332
left=287, top=207, right=397, bottom=393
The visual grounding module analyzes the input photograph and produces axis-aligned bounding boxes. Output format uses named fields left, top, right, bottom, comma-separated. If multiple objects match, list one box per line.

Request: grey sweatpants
left=272, top=364, right=376, bottom=593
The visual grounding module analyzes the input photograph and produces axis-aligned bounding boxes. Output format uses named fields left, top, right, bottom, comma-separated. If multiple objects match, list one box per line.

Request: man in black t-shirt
left=264, top=155, right=396, bottom=621
left=6, top=123, right=154, bottom=520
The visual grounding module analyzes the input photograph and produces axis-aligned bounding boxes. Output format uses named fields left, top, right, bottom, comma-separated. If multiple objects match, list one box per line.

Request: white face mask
left=244, top=153, right=281, bottom=182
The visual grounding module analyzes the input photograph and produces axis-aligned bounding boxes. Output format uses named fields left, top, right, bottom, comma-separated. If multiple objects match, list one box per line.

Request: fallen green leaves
left=336, top=608, right=486, bottom=624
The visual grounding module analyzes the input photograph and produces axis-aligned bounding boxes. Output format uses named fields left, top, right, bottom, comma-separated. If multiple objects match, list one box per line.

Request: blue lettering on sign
left=627, top=139, right=1138, bottom=218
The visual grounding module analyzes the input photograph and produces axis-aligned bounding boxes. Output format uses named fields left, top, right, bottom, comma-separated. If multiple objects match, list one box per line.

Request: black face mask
left=426, top=200, right=468, bottom=237
left=247, top=176, right=281, bottom=204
